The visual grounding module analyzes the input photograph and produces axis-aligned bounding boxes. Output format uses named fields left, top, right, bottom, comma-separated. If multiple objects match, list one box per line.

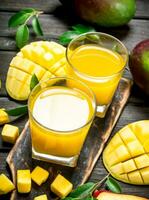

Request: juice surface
left=30, top=86, right=94, bottom=157
left=68, top=44, right=125, bottom=105
left=70, top=44, right=125, bottom=77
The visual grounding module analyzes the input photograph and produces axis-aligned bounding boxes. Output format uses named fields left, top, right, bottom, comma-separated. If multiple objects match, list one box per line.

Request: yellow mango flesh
left=31, top=166, right=49, bottom=186
left=0, top=109, right=10, bottom=125
left=50, top=174, right=73, bottom=198
left=17, top=170, right=31, bottom=193
left=0, top=174, right=15, bottom=195
left=6, top=41, right=66, bottom=100
left=1, top=124, right=19, bottom=144
left=34, top=194, right=48, bottom=200
left=103, top=120, right=149, bottom=185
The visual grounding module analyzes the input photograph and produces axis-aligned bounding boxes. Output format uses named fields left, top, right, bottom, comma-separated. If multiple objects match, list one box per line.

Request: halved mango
left=103, top=120, right=149, bottom=185
left=6, top=41, right=66, bottom=101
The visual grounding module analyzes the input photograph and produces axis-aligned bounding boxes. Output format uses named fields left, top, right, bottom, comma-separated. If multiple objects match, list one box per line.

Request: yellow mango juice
left=29, top=83, right=95, bottom=158
left=67, top=44, right=125, bottom=105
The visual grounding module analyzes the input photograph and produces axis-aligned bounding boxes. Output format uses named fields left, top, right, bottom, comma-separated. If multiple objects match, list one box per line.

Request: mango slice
left=17, top=170, right=31, bottom=193
left=51, top=174, right=73, bottom=198
left=31, top=166, right=49, bottom=186
left=103, top=120, right=149, bottom=185
left=34, top=194, right=48, bottom=200
left=0, top=109, right=10, bottom=125
left=0, top=174, right=15, bottom=195
left=6, top=41, right=66, bottom=101
left=1, top=124, right=19, bottom=144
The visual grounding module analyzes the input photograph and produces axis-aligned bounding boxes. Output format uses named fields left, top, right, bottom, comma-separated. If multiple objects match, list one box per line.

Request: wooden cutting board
left=7, top=78, right=133, bottom=200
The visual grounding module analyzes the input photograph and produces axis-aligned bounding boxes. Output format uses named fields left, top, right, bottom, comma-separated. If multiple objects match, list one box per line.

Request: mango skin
left=129, top=39, right=149, bottom=95
left=74, top=0, right=136, bottom=27
left=103, top=120, right=149, bottom=185
left=97, top=192, right=148, bottom=200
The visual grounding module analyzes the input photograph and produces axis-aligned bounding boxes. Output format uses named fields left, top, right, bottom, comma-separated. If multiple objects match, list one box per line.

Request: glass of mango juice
left=66, top=32, right=128, bottom=117
left=28, top=77, right=96, bottom=167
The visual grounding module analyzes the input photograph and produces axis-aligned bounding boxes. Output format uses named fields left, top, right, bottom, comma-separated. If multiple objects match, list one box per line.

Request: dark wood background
left=0, top=0, right=149, bottom=199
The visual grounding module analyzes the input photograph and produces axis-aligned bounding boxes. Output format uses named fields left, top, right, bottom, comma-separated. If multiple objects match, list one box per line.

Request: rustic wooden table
left=0, top=0, right=149, bottom=199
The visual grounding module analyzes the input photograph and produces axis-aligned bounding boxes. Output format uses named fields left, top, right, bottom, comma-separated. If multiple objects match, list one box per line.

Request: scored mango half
left=6, top=41, right=66, bottom=100
left=103, top=120, right=149, bottom=185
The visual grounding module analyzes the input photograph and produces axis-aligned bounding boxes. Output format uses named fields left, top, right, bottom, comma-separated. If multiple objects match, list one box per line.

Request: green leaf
left=69, top=182, right=95, bottom=199
left=6, top=105, right=28, bottom=116
left=72, top=24, right=95, bottom=34
left=105, top=177, right=122, bottom=193
left=59, top=31, right=80, bottom=45
left=16, top=24, right=29, bottom=48
left=62, top=197, right=75, bottom=200
left=32, top=16, right=43, bottom=36
left=30, top=74, right=39, bottom=91
left=8, top=9, right=35, bottom=27
left=59, top=24, right=96, bottom=45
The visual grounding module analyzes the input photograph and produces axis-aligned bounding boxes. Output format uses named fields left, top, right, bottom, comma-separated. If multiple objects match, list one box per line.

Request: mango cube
left=17, top=170, right=31, bottom=193
left=0, top=174, right=15, bottom=195
left=1, top=124, right=19, bottom=144
left=31, top=166, right=49, bottom=186
left=0, top=109, right=9, bottom=125
left=51, top=174, right=73, bottom=198
left=34, top=194, right=48, bottom=200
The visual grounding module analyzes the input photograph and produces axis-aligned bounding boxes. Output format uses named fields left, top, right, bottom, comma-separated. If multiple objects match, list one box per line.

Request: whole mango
left=129, top=39, right=149, bottom=95
left=6, top=41, right=66, bottom=101
left=60, top=0, right=136, bottom=27
left=103, top=120, right=149, bottom=185
left=97, top=192, right=148, bottom=200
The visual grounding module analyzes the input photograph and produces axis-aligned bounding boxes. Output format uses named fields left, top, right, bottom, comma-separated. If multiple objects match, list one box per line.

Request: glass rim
left=66, top=32, right=128, bottom=80
left=28, top=76, right=97, bottom=134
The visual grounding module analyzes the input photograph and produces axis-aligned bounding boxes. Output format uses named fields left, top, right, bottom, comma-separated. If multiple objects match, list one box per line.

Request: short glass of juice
left=66, top=32, right=128, bottom=117
left=28, top=77, right=96, bottom=167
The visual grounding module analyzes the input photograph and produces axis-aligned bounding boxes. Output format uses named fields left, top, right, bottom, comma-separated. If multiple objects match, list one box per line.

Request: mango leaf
left=32, top=16, right=43, bottom=36
left=69, top=182, right=95, bottom=199
left=105, top=177, right=122, bottom=193
left=30, top=74, right=39, bottom=91
left=63, top=197, right=76, bottom=200
left=6, top=105, right=28, bottom=116
left=59, top=24, right=96, bottom=45
left=16, top=24, right=29, bottom=48
left=8, top=8, right=35, bottom=27
left=72, top=24, right=95, bottom=33
left=59, top=31, right=80, bottom=45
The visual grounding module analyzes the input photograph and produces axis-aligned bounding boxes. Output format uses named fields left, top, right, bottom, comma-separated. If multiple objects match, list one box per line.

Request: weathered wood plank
left=0, top=11, right=148, bottom=51
left=0, top=0, right=148, bottom=18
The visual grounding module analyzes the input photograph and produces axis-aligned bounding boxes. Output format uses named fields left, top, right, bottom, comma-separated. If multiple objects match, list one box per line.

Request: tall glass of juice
left=66, top=32, right=128, bottom=117
left=28, top=77, right=96, bottom=167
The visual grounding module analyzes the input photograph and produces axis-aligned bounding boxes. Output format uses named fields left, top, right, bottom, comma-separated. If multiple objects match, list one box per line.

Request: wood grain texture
left=0, top=0, right=148, bottom=18
left=6, top=78, right=132, bottom=200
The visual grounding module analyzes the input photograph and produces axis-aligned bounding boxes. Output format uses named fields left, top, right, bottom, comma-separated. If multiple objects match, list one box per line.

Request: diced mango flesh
left=1, top=124, right=19, bottom=144
left=0, top=174, right=15, bottom=195
left=6, top=41, right=66, bottom=100
left=31, top=166, right=49, bottom=186
left=103, top=120, right=149, bottom=185
left=51, top=174, right=73, bottom=198
left=17, top=170, right=31, bottom=193
left=34, top=194, right=48, bottom=200
left=0, top=109, right=10, bottom=125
